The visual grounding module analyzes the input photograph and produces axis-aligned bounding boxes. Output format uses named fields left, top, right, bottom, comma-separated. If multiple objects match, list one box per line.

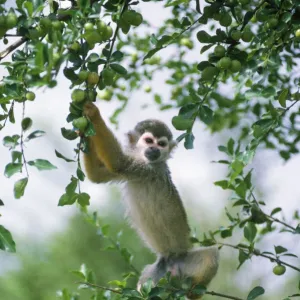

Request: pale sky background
left=0, top=0, right=300, bottom=297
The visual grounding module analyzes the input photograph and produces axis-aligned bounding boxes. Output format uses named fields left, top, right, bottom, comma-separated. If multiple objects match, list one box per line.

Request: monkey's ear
left=169, top=140, right=178, bottom=151
left=127, top=131, right=139, bottom=145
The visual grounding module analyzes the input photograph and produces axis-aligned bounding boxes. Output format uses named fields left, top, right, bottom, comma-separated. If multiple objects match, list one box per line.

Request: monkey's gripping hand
left=83, top=102, right=101, bottom=122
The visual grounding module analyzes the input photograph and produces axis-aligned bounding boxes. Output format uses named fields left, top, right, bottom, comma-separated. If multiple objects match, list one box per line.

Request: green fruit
left=86, top=89, right=97, bottom=102
left=241, top=30, right=253, bottom=42
left=218, top=57, right=231, bottom=69
left=202, top=66, right=218, bottom=81
left=85, top=31, right=102, bottom=44
left=102, top=69, right=114, bottom=86
left=98, top=90, right=113, bottom=101
left=71, top=89, right=85, bottom=103
left=102, top=26, right=113, bottom=40
left=87, top=72, right=99, bottom=85
left=231, top=30, right=241, bottom=41
left=73, top=117, right=88, bottom=131
left=122, top=10, right=143, bottom=26
left=230, top=60, right=242, bottom=73
left=40, top=17, right=52, bottom=30
left=53, top=53, right=60, bottom=64
left=96, top=20, right=107, bottom=33
left=180, top=38, right=193, bottom=49
left=52, top=20, right=62, bottom=30
left=256, top=9, right=268, bottom=22
left=268, top=18, right=278, bottom=28
left=144, top=85, right=151, bottom=93
left=131, top=12, right=143, bottom=26
left=219, top=12, right=232, bottom=27
left=25, top=92, right=36, bottom=101
left=295, top=29, right=300, bottom=38
left=78, top=70, right=89, bottom=81
left=84, top=22, right=94, bottom=31
left=6, top=12, right=17, bottom=29
left=70, top=41, right=80, bottom=52
left=214, top=45, right=226, bottom=57
left=0, top=15, right=6, bottom=27
left=273, top=265, right=286, bottom=276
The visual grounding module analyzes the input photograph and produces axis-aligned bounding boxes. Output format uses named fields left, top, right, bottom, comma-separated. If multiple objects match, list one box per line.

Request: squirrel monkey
left=83, top=102, right=219, bottom=297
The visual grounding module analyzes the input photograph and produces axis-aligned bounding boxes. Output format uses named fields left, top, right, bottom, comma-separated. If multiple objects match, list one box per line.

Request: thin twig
left=76, top=281, right=122, bottom=294
left=0, top=36, right=28, bottom=61
left=206, top=290, right=244, bottom=300
left=219, top=242, right=300, bottom=272
left=20, top=102, right=29, bottom=177
left=105, top=0, right=129, bottom=66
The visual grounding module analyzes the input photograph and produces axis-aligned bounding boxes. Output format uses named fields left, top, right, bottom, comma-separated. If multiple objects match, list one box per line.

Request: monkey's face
left=136, top=132, right=172, bottom=163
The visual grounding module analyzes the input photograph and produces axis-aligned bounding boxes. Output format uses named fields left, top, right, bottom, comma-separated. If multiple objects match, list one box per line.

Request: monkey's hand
left=84, top=102, right=101, bottom=122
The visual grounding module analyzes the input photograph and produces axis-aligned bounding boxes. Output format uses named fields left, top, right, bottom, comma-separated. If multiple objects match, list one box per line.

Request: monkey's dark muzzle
left=145, top=147, right=161, bottom=161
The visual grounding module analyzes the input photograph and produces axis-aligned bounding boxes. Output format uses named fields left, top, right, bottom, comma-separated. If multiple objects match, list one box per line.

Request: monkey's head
left=127, top=119, right=177, bottom=164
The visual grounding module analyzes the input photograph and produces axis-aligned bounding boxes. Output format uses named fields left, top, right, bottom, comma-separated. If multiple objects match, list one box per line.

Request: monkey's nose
left=145, top=147, right=161, bottom=161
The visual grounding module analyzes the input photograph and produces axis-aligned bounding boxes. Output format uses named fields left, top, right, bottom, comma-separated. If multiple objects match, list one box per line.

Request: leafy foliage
left=1, top=0, right=300, bottom=299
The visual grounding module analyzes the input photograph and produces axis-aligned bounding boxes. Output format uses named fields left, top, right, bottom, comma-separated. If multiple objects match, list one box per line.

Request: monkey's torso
left=123, top=163, right=191, bottom=257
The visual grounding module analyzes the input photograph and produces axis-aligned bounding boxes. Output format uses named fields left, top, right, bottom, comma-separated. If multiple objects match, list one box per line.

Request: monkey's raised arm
left=84, top=102, right=131, bottom=175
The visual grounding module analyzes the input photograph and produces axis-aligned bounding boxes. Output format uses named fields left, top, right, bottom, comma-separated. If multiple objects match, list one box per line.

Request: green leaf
left=196, top=30, right=212, bottom=43
left=70, top=270, right=86, bottom=280
left=278, top=88, right=288, bottom=108
left=143, top=48, right=161, bottom=61
left=3, top=135, right=19, bottom=148
left=77, top=193, right=90, bottom=206
left=238, top=249, right=249, bottom=269
left=66, top=176, right=78, bottom=195
left=21, top=117, right=32, bottom=131
left=236, top=181, right=247, bottom=198
left=14, top=177, right=28, bottom=199
left=55, top=150, right=75, bottom=162
left=271, top=207, right=282, bottom=216
left=110, top=63, right=127, bottom=75
left=274, top=245, right=288, bottom=254
left=61, top=128, right=78, bottom=140
left=247, top=286, right=265, bottom=300
left=172, top=115, right=193, bottom=131
left=77, top=168, right=85, bottom=181
left=4, top=163, right=22, bottom=178
left=58, top=193, right=78, bottom=206
left=214, top=180, right=228, bottom=189
left=11, top=151, right=22, bottom=163
left=25, top=130, right=46, bottom=141
left=244, top=222, right=257, bottom=243
left=28, top=159, right=57, bottom=171
left=198, top=105, right=213, bottom=125
left=0, top=225, right=16, bottom=252
left=201, top=44, right=213, bottom=54
left=122, top=289, right=142, bottom=298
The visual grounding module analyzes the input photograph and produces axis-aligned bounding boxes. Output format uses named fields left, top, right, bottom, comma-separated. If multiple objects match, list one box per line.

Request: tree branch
left=0, top=36, right=28, bottom=61
left=206, top=290, right=244, bottom=300
left=219, top=242, right=300, bottom=272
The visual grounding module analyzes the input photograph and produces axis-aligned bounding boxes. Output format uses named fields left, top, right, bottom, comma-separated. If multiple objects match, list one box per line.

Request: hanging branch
left=219, top=242, right=300, bottom=272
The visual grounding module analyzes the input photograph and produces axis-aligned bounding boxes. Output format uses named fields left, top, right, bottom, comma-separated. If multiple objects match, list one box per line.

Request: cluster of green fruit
left=83, top=20, right=113, bottom=48
left=230, top=27, right=254, bottom=43
left=201, top=45, right=242, bottom=81
left=0, top=11, right=18, bottom=38
left=28, top=17, right=65, bottom=41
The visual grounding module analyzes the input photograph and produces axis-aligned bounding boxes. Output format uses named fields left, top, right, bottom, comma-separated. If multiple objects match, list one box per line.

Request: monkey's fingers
left=83, top=102, right=101, bottom=121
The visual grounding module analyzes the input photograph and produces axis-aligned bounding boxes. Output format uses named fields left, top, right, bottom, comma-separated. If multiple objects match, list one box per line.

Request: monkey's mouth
left=144, top=148, right=161, bottom=161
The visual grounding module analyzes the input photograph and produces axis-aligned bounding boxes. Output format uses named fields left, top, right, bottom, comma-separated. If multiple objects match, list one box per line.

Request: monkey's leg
left=83, top=102, right=130, bottom=173
left=137, top=258, right=167, bottom=290
left=179, top=246, right=219, bottom=286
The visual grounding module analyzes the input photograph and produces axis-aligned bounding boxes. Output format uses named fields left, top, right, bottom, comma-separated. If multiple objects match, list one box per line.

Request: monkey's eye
left=145, top=137, right=153, bottom=144
left=158, top=141, right=167, bottom=147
